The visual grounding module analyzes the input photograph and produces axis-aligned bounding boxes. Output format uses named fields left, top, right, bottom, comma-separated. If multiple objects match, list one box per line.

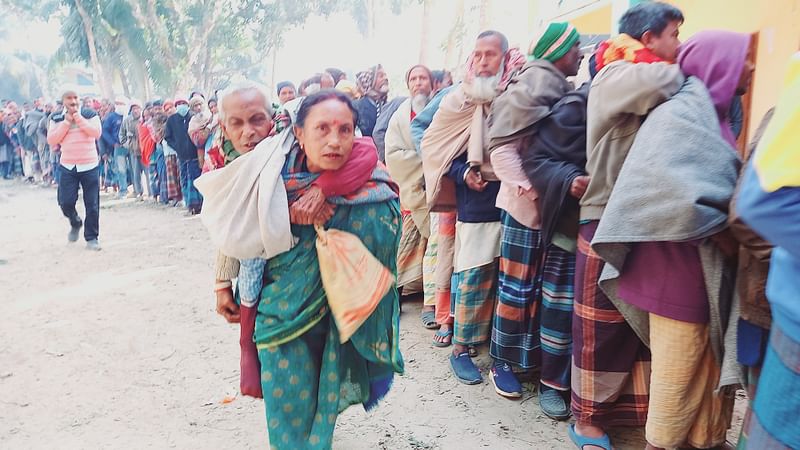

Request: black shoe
left=68, top=222, right=83, bottom=242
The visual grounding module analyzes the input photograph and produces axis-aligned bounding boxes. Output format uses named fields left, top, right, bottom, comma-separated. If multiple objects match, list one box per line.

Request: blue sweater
left=738, top=162, right=800, bottom=342
left=101, top=112, right=123, bottom=148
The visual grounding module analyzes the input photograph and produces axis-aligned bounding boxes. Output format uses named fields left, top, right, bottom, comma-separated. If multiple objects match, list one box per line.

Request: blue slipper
left=568, top=424, right=612, bottom=450
left=449, top=352, right=482, bottom=385
left=432, top=329, right=452, bottom=347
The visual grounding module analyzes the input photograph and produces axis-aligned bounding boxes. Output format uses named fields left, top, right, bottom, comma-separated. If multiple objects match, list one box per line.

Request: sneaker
left=68, top=223, right=82, bottom=242
left=449, top=351, right=482, bottom=385
left=86, top=240, right=102, bottom=251
left=538, top=383, right=570, bottom=420
left=490, top=361, right=523, bottom=398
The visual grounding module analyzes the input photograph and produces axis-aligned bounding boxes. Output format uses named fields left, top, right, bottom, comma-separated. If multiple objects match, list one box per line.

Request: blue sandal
left=432, top=329, right=453, bottom=347
left=568, top=424, right=612, bottom=450
left=421, top=310, right=439, bottom=329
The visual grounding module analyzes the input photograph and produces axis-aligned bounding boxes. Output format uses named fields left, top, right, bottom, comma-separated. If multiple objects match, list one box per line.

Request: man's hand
left=465, top=168, right=487, bottom=192
left=65, top=108, right=77, bottom=124
left=290, top=185, right=327, bottom=225
left=570, top=176, right=590, bottom=199
left=215, top=287, right=240, bottom=323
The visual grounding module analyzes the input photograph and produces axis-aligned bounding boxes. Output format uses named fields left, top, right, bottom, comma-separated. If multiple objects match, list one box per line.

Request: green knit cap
left=528, top=22, right=580, bottom=62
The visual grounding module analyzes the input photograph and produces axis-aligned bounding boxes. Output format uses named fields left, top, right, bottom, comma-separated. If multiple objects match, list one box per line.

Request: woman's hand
left=290, top=185, right=327, bottom=225
left=216, top=287, right=240, bottom=323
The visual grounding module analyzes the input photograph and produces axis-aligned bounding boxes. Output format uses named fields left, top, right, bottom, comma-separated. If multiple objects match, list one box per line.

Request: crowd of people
left=4, top=1, right=799, bottom=449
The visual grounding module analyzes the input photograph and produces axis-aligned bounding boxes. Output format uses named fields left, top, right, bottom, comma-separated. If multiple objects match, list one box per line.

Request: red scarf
left=594, top=33, right=665, bottom=73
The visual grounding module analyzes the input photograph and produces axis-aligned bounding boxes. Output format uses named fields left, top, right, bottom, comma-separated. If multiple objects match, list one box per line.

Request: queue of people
left=3, top=2, right=798, bottom=448
left=200, top=2, right=798, bottom=449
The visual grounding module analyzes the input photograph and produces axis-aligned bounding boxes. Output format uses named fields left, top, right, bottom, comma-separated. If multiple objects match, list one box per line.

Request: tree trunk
left=444, top=0, right=465, bottom=69
left=73, top=0, right=114, bottom=98
left=479, top=0, right=490, bottom=30
left=118, top=67, right=132, bottom=98
left=418, top=0, right=433, bottom=64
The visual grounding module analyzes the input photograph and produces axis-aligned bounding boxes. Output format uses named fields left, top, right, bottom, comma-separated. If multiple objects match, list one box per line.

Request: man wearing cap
left=119, top=100, right=144, bottom=199
left=353, top=64, right=391, bottom=137
left=165, top=98, right=202, bottom=214
left=384, top=64, right=438, bottom=328
left=48, top=88, right=103, bottom=250
left=486, top=22, right=583, bottom=418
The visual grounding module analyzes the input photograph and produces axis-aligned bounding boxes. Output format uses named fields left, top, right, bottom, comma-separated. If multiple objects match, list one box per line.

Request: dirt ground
left=0, top=179, right=745, bottom=449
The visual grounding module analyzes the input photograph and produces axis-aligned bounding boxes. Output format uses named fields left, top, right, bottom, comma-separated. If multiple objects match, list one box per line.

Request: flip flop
left=568, top=424, right=612, bottom=450
left=420, top=310, right=440, bottom=330
left=432, top=329, right=453, bottom=347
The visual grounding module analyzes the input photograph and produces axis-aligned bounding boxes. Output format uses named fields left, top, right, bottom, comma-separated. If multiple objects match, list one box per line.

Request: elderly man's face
left=374, top=68, right=389, bottom=93
left=472, top=35, right=505, bottom=77
left=191, top=102, right=203, bottom=114
left=220, top=89, right=273, bottom=154
left=407, top=67, right=433, bottom=98
left=278, top=86, right=296, bottom=105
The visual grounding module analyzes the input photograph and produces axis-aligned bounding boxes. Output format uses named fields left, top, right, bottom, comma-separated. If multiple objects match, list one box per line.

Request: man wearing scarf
left=486, top=22, right=582, bottom=419
left=569, top=3, right=685, bottom=449
left=384, top=64, right=437, bottom=329
left=353, top=64, right=390, bottom=137
left=420, top=30, right=525, bottom=386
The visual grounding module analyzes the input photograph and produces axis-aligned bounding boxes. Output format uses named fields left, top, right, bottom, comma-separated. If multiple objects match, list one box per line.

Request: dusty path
left=0, top=179, right=743, bottom=449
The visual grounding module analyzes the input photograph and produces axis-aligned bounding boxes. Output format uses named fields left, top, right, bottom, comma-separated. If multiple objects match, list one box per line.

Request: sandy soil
left=0, top=179, right=744, bottom=449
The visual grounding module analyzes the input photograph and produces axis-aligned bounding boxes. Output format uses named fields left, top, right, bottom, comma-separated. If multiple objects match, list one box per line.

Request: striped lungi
left=747, top=324, right=800, bottom=449
left=396, top=212, right=426, bottom=294
left=571, top=220, right=650, bottom=428
left=421, top=213, right=439, bottom=307
left=452, top=261, right=498, bottom=346
left=179, top=158, right=203, bottom=210
left=490, top=212, right=574, bottom=389
left=165, top=154, right=182, bottom=201
left=434, top=212, right=456, bottom=325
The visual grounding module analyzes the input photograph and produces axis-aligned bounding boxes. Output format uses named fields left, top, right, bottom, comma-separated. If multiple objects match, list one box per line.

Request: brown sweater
left=580, top=61, right=684, bottom=221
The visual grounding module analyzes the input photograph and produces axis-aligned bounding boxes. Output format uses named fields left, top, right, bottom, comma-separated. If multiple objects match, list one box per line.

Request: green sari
left=256, top=146, right=403, bottom=449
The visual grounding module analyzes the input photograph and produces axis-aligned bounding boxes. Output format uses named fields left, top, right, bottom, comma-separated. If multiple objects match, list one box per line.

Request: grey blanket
left=591, top=77, right=742, bottom=386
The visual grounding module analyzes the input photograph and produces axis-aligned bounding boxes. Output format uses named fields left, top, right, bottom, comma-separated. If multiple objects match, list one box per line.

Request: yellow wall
left=571, top=4, right=614, bottom=34
left=668, top=0, right=800, bottom=136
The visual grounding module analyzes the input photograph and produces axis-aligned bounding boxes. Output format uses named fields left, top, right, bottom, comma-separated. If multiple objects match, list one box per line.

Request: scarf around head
left=529, top=22, right=580, bottom=63
left=594, top=33, right=664, bottom=73
left=356, top=65, right=387, bottom=104
left=678, top=30, right=751, bottom=147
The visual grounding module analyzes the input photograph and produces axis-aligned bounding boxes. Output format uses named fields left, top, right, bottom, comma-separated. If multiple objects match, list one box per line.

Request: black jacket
left=164, top=113, right=195, bottom=161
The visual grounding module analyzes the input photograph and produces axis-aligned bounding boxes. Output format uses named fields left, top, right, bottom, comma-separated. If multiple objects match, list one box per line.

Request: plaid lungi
left=422, top=213, right=439, bottom=307
left=396, top=212, right=426, bottom=294
left=452, top=260, right=498, bottom=346
left=165, top=154, right=182, bottom=201
left=748, top=324, right=800, bottom=449
left=179, top=158, right=203, bottom=210
left=491, top=212, right=574, bottom=389
left=571, top=220, right=650, bottom=428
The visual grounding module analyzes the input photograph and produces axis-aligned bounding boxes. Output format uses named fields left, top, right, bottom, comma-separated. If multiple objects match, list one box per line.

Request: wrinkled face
left=374, top=68, right=389, bottom=93
left=643, top=20, right=682, bottom=61
left=472, top=35, right=505, bottom=77
left=220, top=89, right=273, bottom=154
left=293, top=99, right=355, bottom=172
left=554, top=42, right=584, bottom=77
left=278, top=86, right=296, bottom=105
left=131, top=105, right=142, bottom=119
left=407, top=67, right=433, bottom=98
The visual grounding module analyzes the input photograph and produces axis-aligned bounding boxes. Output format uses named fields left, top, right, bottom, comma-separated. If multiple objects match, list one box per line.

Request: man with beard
left=486, top=22, right=583, bottom=418
left=353, top=64, right=391, bottom=138
left=384, top=64, right=437, bottom=329
left=420, top=30, right=525, bottom=385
